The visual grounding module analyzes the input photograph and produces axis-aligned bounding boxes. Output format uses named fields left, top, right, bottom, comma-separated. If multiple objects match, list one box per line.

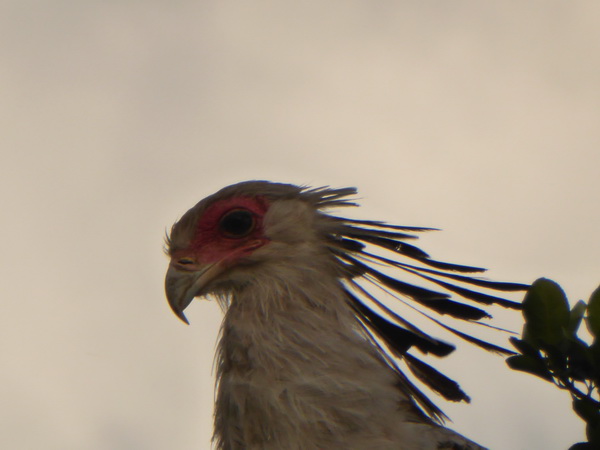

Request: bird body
left=165, top=181, right=524, bottom=449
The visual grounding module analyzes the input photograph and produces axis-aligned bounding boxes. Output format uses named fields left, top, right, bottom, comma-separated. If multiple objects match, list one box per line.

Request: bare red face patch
left=188, top=195, right=270, bottom=264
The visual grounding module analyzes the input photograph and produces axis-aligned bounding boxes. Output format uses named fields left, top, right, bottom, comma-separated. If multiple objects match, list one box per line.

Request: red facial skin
left=174, top=196, right=270, bottom=267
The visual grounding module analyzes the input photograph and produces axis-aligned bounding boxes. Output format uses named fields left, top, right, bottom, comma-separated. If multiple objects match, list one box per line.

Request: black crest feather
left=309, top=186, right=528, bottom=422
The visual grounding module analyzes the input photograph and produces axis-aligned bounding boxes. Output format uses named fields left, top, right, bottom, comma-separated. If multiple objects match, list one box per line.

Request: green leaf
left=573, top=398, right=600, bottom=425
left=506, top=354, right=553, bottom=382
left=588, top=338, right=600, bottom=381
left=570, top=300, right=588, bottom=336
left=509, top=337, right=541, bottom=358
left=523, top=278, right=570, bottom=346
left=588, top=421, right=600, bottom=445
left=569, top=443, right=594, bottom=450
left=565, top=338, right=594, bottom=381
left=586, top=285, right=600, bottom=337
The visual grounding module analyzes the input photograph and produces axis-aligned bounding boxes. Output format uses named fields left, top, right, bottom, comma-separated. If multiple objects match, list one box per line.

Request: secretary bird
left=164, top=180, right=526, bottom=450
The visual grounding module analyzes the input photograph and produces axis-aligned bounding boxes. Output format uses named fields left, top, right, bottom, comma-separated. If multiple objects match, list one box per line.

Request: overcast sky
left=2, top=2, right=599, bottom=449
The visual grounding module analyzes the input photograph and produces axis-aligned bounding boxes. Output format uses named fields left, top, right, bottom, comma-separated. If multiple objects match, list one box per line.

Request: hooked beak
left=164, top=261, right=225, bottom=324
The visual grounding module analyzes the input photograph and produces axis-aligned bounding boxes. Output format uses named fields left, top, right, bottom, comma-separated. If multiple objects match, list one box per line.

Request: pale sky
left=2, top=2, right=599, bottom=449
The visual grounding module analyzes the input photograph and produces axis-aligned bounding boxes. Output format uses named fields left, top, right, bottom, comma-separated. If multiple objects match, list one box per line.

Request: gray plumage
left=165, top=181, right=525, bottom=449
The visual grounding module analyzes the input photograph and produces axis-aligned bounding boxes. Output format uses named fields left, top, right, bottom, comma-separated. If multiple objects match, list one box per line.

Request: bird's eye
left=218, top=209, right=255, bottom=238
left=177, top=258, right=195, bottom=265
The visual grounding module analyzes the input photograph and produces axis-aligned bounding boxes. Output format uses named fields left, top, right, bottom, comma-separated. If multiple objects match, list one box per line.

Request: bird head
left=164, top=181, right=353, bottom=323
left=165, top=181, right=525, bottom=328
left=164, top=180, right=527, bottom=420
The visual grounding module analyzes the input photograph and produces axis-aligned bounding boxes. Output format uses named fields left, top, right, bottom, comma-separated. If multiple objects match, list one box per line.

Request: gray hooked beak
left=164, top=262, right=225, bottom=324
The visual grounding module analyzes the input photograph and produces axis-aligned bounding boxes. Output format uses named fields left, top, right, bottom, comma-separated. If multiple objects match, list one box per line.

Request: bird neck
left=212, top=275, right=407, bottom=449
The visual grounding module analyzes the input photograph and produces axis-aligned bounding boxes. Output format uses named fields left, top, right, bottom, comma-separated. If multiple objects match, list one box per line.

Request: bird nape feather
left=164, top=180, right=527, bottom=450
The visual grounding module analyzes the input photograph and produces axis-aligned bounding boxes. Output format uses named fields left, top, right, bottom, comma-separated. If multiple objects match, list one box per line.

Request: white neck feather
left=212, top=271, right=430, bottom=450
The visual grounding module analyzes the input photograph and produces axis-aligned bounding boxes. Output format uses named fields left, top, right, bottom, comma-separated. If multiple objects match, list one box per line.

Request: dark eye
left=218, top=209, right=255, bottom=238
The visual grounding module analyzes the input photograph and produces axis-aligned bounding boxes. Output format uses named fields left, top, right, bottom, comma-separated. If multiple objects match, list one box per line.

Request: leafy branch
left=507, top=278, right=600, bottom=450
